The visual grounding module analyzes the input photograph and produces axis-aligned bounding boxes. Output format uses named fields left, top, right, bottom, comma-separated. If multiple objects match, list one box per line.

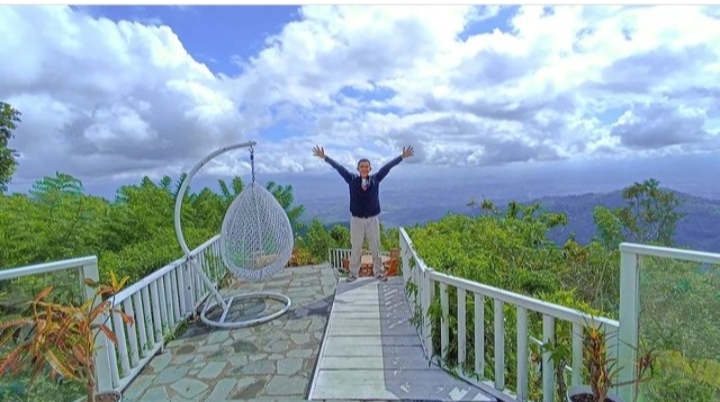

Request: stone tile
left=249, top=352, right=268, bottom=361
left=263, top=339, right=290, bottom=353
left=170, top=393, right=208, bottom=402
left=198, top=362, right=226, bottom=379
left=289, top=333, right=310, bottom=345
left=287, top=348, right=313, bottom=358
left=170, top=378, right=208, bottom=398
left=206, top=330, right=230, bottom=344
left=153, top=366, right=190, bottom=385
left=197, top=343, right=221, bottom=353
left=173, top=344, right=196, bottom=355
left=277, top=358, right=303, bottom=376
left=170, top=354, right=193, bottom=365
left=284, top=319, right=310, bottom=332
left=239, top=359, right=275, bottom=375
left=309, top=316, right=327, bottom=332
left=227, top=354, right=248, bottom=367
left=122, top=264, right=338, bottom=402
left=143, top=386, right=169, bottom=400
left=122, top=375, right=153, bottom=401
left=149, top=352, right=171, bottom=372
left=204, top=378, right=237, bottom=401
left=229, top=377, right=267, bottom=399
left=265, top=375, right=307, bottom=396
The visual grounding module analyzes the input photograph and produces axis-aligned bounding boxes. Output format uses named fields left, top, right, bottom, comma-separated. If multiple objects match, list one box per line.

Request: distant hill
left=305, top=189, right=720, bottom=253
left=533, top=190, right=720, bottom=253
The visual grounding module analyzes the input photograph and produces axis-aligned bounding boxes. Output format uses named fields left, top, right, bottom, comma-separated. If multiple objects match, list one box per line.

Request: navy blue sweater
left=325, top=155, right=403, bottom=218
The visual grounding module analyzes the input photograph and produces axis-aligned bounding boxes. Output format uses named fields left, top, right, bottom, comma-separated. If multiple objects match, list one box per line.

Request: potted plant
left=0, top=272, right=134, bottom=402
left=566, top=321, right=655, bottom=402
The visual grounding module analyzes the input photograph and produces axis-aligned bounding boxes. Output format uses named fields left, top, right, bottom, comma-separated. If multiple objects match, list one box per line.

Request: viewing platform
left=308, top=277, right=494, bottom=401
left=2, top=229, right=718, bottom=402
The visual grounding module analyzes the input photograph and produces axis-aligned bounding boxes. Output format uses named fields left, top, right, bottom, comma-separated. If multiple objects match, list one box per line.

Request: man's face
left=357, top=161, right=371, bottom=177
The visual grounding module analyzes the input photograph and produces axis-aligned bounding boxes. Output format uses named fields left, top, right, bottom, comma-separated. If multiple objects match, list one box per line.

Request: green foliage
left=407, top=204, right=580, bottom=392
left=559, top=240, right=620, bottom=314
left=635, top=257, right=720, bottom=400
left=328, top=225, right=351, bottom=249
left=593, top=179, right=685, bottom=249
left=1, top=155, right=713, bottom=402
left=406, top=180, right=716, bottom=401
left=0, top=375, right=84, bottom=402
left=266, top=181, right=305, bottom=233
left=621, top=179, right=685, bottom=246
left=0, top=173, right=108, bottom=267
left=0, top=102, right=21, bottom=193
left=0, top=170, right=309, bottom=401
left=592, top=205, right=625, bottom=251
left=408, top=204, right=569, bottom=296
left=305, top=219, right=334, bottom=263
left=0, top=171, right=307, bottom=313
left=379, top=223, right=399, bottom=251
left=642, top=350, right=720, bottom=402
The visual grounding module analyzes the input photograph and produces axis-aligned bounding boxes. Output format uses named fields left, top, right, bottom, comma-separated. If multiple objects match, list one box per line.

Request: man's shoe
left=346, top=274, right=357, bottom=283
left=375, top=273, right=388, bottom=282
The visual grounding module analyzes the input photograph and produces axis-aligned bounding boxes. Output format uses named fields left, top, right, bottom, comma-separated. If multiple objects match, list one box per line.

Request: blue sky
left=2, top=5, right=718, bottom=191
left=76, top=5, right=517, bottom=79
left=74, top=5, right=300, bottom=77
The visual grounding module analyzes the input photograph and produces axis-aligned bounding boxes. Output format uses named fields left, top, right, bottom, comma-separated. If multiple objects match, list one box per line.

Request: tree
left=0, top=102, right=22, bottom=193
left=593, top=179, right=685, bottom=248
left=592, top=206, right=625, bottom=251
left=266, top=181, right=305, bottom=233
left=619, top=178, right=684, bottom=246
left=305, top=219, right=333, bottom=262
left=328, top=225, right=351, bottom=248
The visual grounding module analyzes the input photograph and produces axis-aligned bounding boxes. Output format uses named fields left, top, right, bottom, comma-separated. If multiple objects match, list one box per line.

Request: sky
left=1, top=5, right=719, bottom=194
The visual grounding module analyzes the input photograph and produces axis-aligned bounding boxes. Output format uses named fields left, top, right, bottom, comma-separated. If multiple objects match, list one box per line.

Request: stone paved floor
left=122, top=264, right=339, bottom=402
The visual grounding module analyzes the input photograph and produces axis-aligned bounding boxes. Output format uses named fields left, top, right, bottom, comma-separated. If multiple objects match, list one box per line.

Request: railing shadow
left=378, top=279, right=491, bottom=401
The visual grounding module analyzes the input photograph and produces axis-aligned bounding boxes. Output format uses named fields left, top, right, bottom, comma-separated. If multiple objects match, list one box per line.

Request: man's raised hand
left=402, top=145, right=414, bottom=159
left=313, top=145, right=326, bottom=159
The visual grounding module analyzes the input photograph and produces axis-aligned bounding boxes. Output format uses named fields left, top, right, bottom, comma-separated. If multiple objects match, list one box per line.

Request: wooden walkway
left=308, top=277, right=495, bottom=401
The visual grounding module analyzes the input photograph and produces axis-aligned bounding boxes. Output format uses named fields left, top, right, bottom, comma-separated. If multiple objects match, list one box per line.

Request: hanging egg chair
left=174, top=141, right=294, bottom=329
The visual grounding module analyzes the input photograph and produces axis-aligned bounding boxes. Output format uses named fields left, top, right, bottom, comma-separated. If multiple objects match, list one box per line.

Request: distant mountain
left=304, top=189, right=720, bottom=253
left=534, top=190, right=720, bottom=253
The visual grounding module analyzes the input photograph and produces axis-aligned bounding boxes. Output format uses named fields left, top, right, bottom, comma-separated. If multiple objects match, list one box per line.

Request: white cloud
left=2, top=5, right=719, bottom=185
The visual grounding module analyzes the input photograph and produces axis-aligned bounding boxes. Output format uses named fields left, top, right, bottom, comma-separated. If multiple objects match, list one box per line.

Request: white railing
left=617, top=242, right=720, bottom=402
left=328, top=248, right=390, bottom=270
left=0, top=256, right=114, bottom=391
left=398, top=228, right=621, bottom=402
left=0, top=235, right=224, bottom=397
left=102, top=235, right=223, bottom=392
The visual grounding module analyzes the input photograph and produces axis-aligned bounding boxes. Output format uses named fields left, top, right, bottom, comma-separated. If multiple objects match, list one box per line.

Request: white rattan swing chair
left=173, top=141, right=294, bottom=329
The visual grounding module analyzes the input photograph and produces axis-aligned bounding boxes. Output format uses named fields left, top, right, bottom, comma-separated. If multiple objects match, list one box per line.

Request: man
left=313, top=145, right=414, bottom=282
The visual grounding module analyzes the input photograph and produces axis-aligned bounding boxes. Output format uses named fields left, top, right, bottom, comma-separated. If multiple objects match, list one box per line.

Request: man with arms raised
left=313, top=145, right=414, bottom=282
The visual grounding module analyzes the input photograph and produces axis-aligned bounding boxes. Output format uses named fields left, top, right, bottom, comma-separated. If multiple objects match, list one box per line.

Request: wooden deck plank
left=308, top=277, right=497, bottom=402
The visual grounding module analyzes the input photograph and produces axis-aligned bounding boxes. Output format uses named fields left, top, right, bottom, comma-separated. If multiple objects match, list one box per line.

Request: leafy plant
left=541, top=330, right=572, bottom=401
left=0, top=101, right=22, bottom=193
left=578, top=321, right=655, bottom=402
left=0, top=272, right=134, bottom=402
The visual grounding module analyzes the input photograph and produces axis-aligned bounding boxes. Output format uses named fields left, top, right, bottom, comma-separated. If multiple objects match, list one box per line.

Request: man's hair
left=357, top=158, right=371, bottom=167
